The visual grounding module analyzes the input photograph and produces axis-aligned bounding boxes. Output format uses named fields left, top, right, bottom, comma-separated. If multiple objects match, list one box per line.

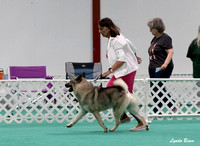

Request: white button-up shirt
left=107, top=34, right=139, bottom=78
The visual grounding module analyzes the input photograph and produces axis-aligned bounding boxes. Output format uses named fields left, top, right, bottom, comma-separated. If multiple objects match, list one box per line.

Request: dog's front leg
left=92, top=111, right=108, bottom=133
left=66, top=110, right=87, bottom=128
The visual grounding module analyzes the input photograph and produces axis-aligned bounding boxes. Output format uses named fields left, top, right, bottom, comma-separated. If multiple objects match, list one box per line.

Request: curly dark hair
left=147, top=18, right=165, bottom=33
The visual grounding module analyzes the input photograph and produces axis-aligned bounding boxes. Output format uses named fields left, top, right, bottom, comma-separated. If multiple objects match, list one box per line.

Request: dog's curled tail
left=113, top=78, right=129, bottom=93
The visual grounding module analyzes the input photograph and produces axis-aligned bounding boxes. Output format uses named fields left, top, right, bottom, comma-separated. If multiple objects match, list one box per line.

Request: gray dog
left=65, top=73, right=149, bottom=132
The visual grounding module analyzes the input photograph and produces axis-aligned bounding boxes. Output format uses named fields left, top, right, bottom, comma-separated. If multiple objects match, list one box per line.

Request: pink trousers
left=106, top=71, right=137, bottom=93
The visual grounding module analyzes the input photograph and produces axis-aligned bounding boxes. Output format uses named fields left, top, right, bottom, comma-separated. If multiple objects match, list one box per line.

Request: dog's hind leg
left=66, top=110, right=87, bottom=128
left=109, top=106, right=125, bottom=132
left=92, top=111, right=108, bottom=133
left=127, top=103, right=149, bottom=131
left=109, top=111, right=120, bottom=132
left=109, top=97, right=131, bottom=132
left=130, top=112, right=149, bottom=131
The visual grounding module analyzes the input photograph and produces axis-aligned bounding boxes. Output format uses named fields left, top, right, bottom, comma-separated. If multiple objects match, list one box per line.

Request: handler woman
left=98, top=17, right=144, bottom=131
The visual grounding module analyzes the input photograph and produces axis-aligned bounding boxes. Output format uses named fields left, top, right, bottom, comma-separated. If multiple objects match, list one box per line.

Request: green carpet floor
left=0, top=119, right=199, bottom=146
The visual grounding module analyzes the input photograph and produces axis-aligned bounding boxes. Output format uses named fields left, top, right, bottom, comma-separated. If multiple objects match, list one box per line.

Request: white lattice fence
left=146, top=78, right=200, bottom=121
left=0, top=79, right=146, bottom=123
left=1, top=78, right=199, bottom=124
left=0, top=80, right=69, bottom=123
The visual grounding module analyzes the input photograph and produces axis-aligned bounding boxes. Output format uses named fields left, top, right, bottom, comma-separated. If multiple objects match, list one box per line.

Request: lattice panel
left=0, top=79, right=146, bottom=123
left=147, top=79, right=200, bottom=120
left=1, top=78, right=199, bottom=124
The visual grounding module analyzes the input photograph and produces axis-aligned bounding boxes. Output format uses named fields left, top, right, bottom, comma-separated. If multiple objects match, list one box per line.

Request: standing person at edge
left=147, top=17, right=174, bottom=78
left=187, top=25, right=200, bottom=78
left=147, top=17, right=175, bottom=113
left=98, top=17, right=143, bottom=130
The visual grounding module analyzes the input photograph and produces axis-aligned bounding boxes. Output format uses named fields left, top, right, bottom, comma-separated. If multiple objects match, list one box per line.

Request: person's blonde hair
left=197, top=25, right=200, bottom=47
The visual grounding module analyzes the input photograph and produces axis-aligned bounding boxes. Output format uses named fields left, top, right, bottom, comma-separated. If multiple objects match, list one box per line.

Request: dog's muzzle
left=65, top=83, right=73, bottom=92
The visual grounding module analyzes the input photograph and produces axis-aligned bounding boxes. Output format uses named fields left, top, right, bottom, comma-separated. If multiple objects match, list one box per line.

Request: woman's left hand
left=160, top=63, right=168, bottom=70
left=102, top=70, right=111, bottom=78
left=161, top=49, right=173, bottom=70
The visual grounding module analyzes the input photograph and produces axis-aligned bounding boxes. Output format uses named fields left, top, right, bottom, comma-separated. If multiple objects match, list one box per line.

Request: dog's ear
left=76, top=75, right=82, bottom=82
left=82, top=72, right=86, bottom=78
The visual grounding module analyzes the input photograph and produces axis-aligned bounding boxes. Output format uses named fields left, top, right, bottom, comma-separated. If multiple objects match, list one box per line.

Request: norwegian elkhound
left=65, top=73, right=149, bottom=132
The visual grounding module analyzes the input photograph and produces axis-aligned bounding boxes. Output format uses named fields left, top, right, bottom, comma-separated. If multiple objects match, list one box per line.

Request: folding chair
left=65, top=62, right=102, bottom=79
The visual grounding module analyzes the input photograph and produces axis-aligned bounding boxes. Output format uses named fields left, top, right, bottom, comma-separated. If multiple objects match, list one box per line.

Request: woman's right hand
left=136, top=56, right=142, bottom=64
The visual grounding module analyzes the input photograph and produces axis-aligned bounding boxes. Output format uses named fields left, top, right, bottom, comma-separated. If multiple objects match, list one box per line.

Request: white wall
left=0, top=0, right=92, bottom=76
left=0, top=0, right=199, bottom=77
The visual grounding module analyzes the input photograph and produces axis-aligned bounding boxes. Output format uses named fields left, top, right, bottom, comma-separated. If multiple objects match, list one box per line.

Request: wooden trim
left=92, top=0, right=100, bottom=62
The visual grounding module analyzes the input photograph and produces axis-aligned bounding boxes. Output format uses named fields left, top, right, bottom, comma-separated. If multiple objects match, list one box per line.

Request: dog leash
left=93, top=74, right=104, bottom=82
